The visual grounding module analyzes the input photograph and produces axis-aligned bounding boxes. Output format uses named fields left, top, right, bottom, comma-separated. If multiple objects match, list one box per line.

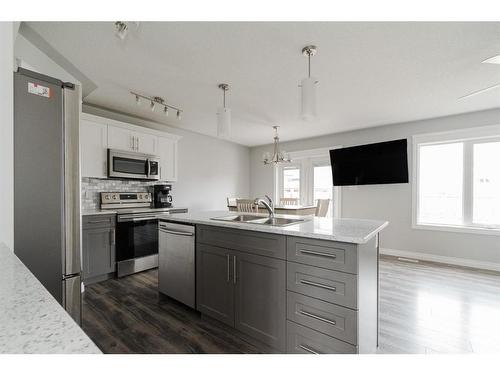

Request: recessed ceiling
left=23, top=22, right=500, bottom=146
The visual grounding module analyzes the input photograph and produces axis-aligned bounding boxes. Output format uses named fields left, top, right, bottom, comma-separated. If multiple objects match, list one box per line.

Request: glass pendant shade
left=301, top=76, right=317, bottom=121
left=217, top=107, right=231, bottom=138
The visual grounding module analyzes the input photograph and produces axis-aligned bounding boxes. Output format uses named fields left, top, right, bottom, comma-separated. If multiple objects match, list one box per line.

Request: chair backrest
left=236, top=199, right=257, bottom=213
left=315, top=199, right=330, bottom=217
left=227, top=197, right=238, bottom=207
left=280, top=197, right=299, bottom=206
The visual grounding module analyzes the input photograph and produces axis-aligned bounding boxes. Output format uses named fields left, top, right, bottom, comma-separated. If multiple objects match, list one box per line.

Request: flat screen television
left=329, top=139, right=409, bottom=186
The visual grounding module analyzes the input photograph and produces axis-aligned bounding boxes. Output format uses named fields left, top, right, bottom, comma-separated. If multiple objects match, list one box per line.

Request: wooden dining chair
left=236, top=199, right=257, bottom=213
left=226, top=197, right=238, bottom=207
left=280, top=197, right=299, bottom=206
left=315, top=199, right=330, bottom=217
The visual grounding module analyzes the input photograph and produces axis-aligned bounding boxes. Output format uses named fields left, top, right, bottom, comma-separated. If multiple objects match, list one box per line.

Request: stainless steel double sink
left=211, top=214, right=307, bottom=227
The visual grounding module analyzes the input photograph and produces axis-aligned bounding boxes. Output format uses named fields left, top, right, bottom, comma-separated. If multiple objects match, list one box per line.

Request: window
left=313, top=165, right=333, bottom=217
left=275, top=148, right=340, bottom=218
left=282, top=166, right=300, bottom=199
left=414, top=127, right=500, bottom=233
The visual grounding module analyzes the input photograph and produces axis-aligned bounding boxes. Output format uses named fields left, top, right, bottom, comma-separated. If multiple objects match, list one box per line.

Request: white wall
left=82, top=105, right=250, bottom=211
left=14, top=33, right=80, bottom=85
left=0, top=22, right=14, bottom=249
left=250, top=108, right=500, bottom=267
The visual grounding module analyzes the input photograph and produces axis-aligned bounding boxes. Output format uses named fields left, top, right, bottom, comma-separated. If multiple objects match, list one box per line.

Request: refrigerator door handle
left=63, top=84, right=82, bottom=276
left=63, top=275, right=82, bottom=325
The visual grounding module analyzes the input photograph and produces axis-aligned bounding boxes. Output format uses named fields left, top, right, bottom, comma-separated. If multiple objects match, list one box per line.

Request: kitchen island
left=0, top=243, right=101, bottom=354
left=159, top=211, right=388, bottom=354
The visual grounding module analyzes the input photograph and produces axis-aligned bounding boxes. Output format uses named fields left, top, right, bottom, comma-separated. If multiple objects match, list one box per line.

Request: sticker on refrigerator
left=28, top=82, right=51, bottom=98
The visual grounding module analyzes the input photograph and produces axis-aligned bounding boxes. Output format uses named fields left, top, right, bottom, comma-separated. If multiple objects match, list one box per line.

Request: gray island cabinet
left=160, top=211, right=387, bottom=354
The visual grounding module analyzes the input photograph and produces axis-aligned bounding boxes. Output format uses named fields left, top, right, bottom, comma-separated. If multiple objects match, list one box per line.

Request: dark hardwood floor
left=82, top=269, right=262, bottom=354
left=83, top=257, right=500, bottom=354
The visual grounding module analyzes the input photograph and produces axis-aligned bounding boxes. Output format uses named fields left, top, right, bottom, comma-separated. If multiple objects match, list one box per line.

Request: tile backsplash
left=81, top=178, right=159, bottom=211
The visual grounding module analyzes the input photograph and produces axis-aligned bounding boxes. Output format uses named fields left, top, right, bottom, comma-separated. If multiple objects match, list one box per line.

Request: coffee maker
left=153, top=184, right=173, bottom=208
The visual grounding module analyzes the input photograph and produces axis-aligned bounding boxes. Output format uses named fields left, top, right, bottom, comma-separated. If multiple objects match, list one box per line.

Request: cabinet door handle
left=110, top=229, right=116, bottom=246
left=299, top=249, right=337, bottom=259
left=298, top=344, right=321, bottom=354
left=87, top=219, right=110, bottom=224
left=299, top=310, right=336, bottom=326
left=299, top=279, right=337, bottom=292
left=233, top=255, right=237, bottom=284
left=136, top=137, right=140, bottom=151
left=131, top=136, right=134, bottom=150
left=226, top=254, right=230, bottom=283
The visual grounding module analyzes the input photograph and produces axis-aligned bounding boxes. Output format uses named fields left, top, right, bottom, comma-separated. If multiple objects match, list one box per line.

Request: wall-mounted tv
left=329, top=139, right=409, bottom=186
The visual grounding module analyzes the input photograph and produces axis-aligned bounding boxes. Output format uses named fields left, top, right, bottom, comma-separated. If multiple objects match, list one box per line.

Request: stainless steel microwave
left=107, top=149, right=160, bottom=180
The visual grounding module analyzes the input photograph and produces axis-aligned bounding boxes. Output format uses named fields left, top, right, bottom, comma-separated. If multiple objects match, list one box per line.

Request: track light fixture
left=130, top=92, right=183, bottom=119
left=114, top=21, right=129, bottom=40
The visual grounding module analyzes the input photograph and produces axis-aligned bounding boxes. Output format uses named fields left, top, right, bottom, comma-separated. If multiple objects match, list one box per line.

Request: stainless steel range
left=100, top=192, right=187, bottom=277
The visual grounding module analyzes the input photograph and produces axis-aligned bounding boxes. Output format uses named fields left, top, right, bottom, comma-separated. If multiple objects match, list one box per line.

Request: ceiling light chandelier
left=262, top=126, right=291, bottom=165
left=300, top=45, right=319, bottom=121
left=217, top=83, right=231, bottom=138
left=131, top=92, right=183, bottom=119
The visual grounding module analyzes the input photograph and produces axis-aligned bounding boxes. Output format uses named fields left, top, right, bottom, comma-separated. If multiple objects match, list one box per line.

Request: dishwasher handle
left=160, top=228, right=194, bottom=237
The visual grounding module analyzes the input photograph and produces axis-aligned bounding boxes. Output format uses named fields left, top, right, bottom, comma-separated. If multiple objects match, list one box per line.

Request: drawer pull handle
left=87, top=220, right=110, bottom=224
left=299, top=279, right=337, bottom=292
left=299, top=310, right=336, bottom=326
left=299, top=249, right=337, bottom=259
left=299, top=344, right=321, bottom=354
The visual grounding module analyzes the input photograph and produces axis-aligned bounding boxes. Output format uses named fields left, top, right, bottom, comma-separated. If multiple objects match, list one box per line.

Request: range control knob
left=112, top=194, right=117, bottom=200
left=104, top=194, right=110, bottom=200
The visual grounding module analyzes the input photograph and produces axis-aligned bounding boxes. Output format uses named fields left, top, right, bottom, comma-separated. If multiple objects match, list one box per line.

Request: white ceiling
left=25, top=22, right=500, bottom=146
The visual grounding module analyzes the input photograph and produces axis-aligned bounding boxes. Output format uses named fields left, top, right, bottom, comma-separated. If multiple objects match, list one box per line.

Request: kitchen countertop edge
left=159, top=211, right=388, bottom=244
left=0, top=242, right=101, bottom=354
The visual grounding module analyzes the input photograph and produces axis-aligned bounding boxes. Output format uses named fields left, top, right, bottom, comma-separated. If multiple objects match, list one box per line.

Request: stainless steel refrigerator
left=14, top=68, right=82, bottom=324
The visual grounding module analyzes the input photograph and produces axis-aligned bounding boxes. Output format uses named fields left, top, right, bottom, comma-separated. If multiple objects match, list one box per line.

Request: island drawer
left=197, top=225, right=286, bottom=260
left=82, top=214, right=115, bottom=229
left=287, top=236, right=357, bottom=274
left=286, top=321, right=357, bottom=354
left=287, top=262, right=357, bottom=309
left=287, top=291, right=357, bottom=345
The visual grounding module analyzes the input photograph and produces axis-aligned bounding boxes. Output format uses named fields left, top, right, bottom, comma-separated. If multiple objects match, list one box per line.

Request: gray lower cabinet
left=196, top=243, right=235, bottom=326
left=196, top=228, right=287, bottom=352
left=234, top=251, right=286, bottom=351
left=82, top=214, right=116, bottom=284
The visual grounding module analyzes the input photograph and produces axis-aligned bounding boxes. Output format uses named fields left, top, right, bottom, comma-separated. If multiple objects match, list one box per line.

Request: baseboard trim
left=380, top=247, right=500, bottom=273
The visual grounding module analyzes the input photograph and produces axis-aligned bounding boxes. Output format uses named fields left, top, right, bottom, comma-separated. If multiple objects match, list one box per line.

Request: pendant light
left=217, top=83, right=231, bottom=138
left=300, top=45, right=318, bottom=121
left=262, top=126, right=291, bottom=165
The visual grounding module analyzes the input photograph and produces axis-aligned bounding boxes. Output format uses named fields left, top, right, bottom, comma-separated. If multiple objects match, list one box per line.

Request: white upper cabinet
left=80, top=113, right=180, bottom=180
left=107, top=125, right=158, bottom=154
left=80, top=119, right=108, bottom=178
left=158, top=136, right=178, bottom=181
left=107, top=125, right=135, bottom=152
left=134, top=131, right=157, bottom=155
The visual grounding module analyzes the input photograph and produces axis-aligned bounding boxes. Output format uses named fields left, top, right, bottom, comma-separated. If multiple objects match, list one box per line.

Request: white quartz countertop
left=159, top=211, right=388, bottom=244
left=0, top=243, right=101, bottom=354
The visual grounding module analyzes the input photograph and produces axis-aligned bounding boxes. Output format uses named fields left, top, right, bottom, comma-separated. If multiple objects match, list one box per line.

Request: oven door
left=116, top=213, right=160, bottom=262
left=108, top=149, right=160, bottom=180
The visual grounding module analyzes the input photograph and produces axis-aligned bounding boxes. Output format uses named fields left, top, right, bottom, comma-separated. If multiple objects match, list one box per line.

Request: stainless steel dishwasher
left=158, top=221, right=196, bottom=308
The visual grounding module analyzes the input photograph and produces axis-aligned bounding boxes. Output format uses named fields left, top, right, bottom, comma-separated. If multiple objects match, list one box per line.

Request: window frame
left=274, top=147, right=341, bottom=218
left=412, top=125, right=500, bottom=236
